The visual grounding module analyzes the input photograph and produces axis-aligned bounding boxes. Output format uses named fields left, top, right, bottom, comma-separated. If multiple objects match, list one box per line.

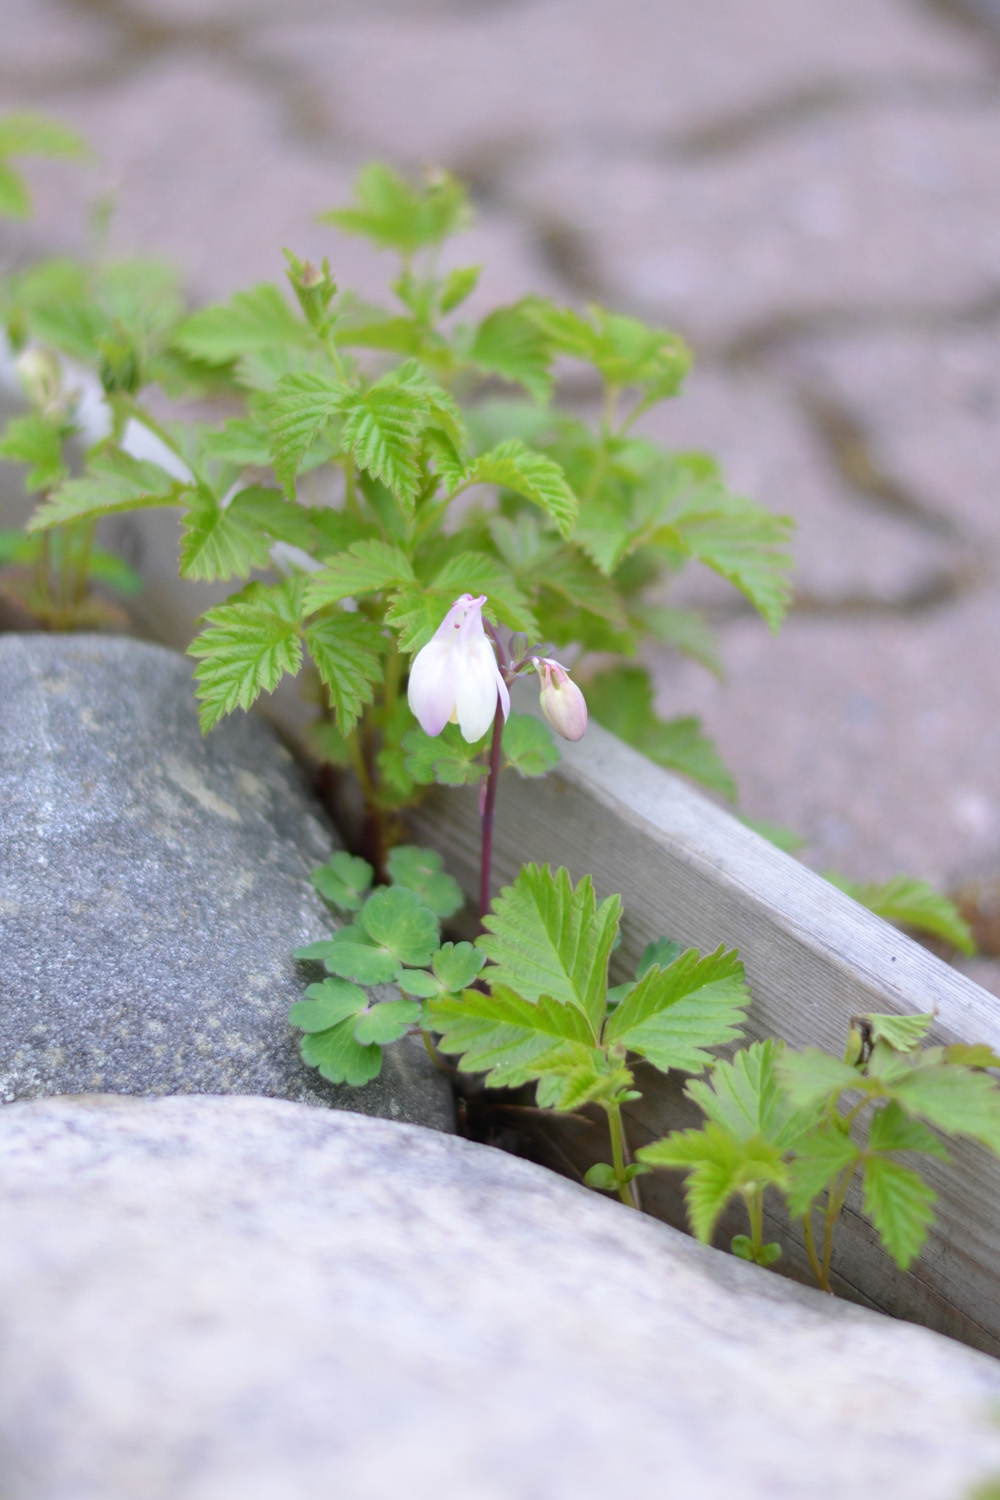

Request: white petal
left=407, top=638, right=457, bottom=736
left=454, top=636, right=502, bottom=742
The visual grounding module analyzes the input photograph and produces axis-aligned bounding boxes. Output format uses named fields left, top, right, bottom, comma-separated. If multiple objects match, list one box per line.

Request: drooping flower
left=407, top=593, right=510, bottom=743
left=534, top=657, right=588, bottom=742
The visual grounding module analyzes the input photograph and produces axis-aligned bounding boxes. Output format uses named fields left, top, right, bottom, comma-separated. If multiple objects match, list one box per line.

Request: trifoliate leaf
left=502, top=714, right=559, bottom=778
left=477, top=864, right=622, bottom=1033
left=584, top=666, right=736, bottom=800
left=386, top=845, right=464, bottom=919
left=187, top=578, right=304, bottom=732
left=856, top=1012, right=935, bottom=1052
left=0, top=411, right=69, bottom=492
left=358, top=885, right=439, bottom=968
left=685, top=1040, right=819, bottom=1148
left=396, top=969, right=442, bottom=999
left=426, top=983, right=600, bottom=1092
left=891, top=1063, right=1000, bottom=1153
left=352, top=998, right=421, bottom=1046
left=829, top=874, right=975, bottom=955
left=300, top=1017, right=382, bottom=1086
left=467, top=306, right=553, bottom=401
left=317, top=927, right=400, bottom=985
left=785, top=1125, right=863, bottom=1217
left=27, top=451, right=189, bottom=532
left=304, top=539, right=415, bottom=612
left=319, top=163, right=469, bottom=253
left=604, top=946, right=750, bottom=1075
left=778, top=1049, right=861, bottom=1109
left=451, top=438, right=577, bottom=539
left=268, top=371, right=348, bottom=497
left=862, top=1156, right=936, bottom=1270
left=402, top=724, right=489, bottom=786
left=288, top=977, right=368, bottom=1032
left=432, top=941, right=486, bottom=993
left=637, top=1123, right=788, bottom=1244
left=174, top=283, right=313, bottom=364
left=303, top=613, right=384, bottom=734
left=310, top=852, right=374, bottom=912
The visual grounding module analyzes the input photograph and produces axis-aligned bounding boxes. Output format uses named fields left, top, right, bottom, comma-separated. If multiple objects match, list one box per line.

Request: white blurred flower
left=407, top=593, right=510, bottom=743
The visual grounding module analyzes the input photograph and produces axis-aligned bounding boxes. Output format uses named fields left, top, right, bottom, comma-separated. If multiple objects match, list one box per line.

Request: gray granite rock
left=0, top=634, right=453, bottom=1132
left=0, top=1094, right=998, bottom=1500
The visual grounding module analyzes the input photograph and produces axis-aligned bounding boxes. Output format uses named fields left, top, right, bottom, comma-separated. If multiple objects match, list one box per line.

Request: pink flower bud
left=535, top=657, right=587, bottom=742
left=407, top=594, right=510, bottom=744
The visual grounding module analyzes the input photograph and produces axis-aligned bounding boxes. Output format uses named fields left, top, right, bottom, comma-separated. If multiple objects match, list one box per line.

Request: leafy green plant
left=639, top=1012, right=1000, bottom=1284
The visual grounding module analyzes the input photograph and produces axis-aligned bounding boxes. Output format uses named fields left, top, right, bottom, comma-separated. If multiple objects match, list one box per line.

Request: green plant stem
left=820, top=1163, right=859, bottom=1290
left=605, top=1100, right=637, bottom=1209
left=802, top=1212, right=825, bottom=1287
left=746, top=1188, right=765, bottom=1260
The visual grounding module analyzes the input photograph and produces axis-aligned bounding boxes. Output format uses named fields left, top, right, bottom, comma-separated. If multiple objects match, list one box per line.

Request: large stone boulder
left=0, top=634, right=453, bottom=1131
left=0, top=1094, right=997, bottom=1499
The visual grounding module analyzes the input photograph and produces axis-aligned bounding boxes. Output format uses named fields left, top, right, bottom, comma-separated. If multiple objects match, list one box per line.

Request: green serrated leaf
left=179, top=487, right=276, bottom=581
left=310, top=852, right=374, bottom=912
left=830, top=874, right=975, bottom=955
left=785, top=1125, right=863, bottom=1218
left=0, top=411, right=69, bottom=492
left=685, top=1040, right=820, bottom=1149
left=636, top=938, right=681, bottom=978
left=467, top=306, right=553, bottom=401
left=319, top=163, right=469, bottom=253
left=28, top=451, right=188, bottom=532
left=862, top=1155, right=936, bottom=1270
left=175, top=283, right=313, bottom=364
left=440, top=264, right=481, bottom=314
left=386, top=845, right=464, bottom=919
left=502, top=713, right=559, bottom=778
left=604, top=946, right=750, bottom=1075
left=304, top=539, right=415, bottom=612
left=857, top=1012, right=935, bottom=1052
left=638, top=1122, right=788, bottom=1244
left=340, top=377, right=426, bottom=510
left=452, top=438, right=577, bottom=539
left=427, top=983, right=600, bottom=1092
left=428, top=551, right=538, bottom=637
left=891, top=1063, right=1000, bottom=1153
left=867, top=1100, right=949, bottom=1159
left=478, top=864, right=621, bottom=1033
left=777, top=1048, right=862, bottom=1109
left=288, top=976, right=368, bottom=1032
left=187, top=578, right=303, bottom=732
left=304, top=613, right=384, bottom=735
left=267, top=371, right=348, bottom=497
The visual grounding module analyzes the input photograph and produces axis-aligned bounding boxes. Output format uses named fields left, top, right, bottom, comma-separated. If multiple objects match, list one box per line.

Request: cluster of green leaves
left=13, top=157, right=793, bottom=824
left=0, top=112, right=87, bottom=221
left=638, top=1012, right=1000, bottom=1283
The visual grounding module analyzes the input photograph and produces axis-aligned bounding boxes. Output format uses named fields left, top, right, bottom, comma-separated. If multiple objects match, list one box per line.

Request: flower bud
left=284, top=249, right=337, bottom=330
left=16, top=347, right=63, bottom=413
left=535, top=657, right=587, bottom=742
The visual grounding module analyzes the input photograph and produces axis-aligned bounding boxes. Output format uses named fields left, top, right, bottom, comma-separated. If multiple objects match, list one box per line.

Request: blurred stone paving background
left=3, top=0, right=1000, bottom=993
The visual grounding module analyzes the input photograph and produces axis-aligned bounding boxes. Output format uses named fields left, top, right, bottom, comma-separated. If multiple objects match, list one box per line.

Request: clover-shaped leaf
left=311, top=852, right=375, bottom=912
left=387, top=845, right=464, bottom=919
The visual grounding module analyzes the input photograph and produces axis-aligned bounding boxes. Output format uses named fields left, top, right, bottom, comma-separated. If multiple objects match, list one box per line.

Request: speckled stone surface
left=0, top=1094, right=998, bottom=1500
left=0, top=634, right=454, bottom=1131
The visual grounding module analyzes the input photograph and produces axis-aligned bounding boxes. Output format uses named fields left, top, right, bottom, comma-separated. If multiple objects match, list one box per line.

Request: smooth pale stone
left=0, top=1095, right=997, bottom=1500
left=0, top=634, right=453, bottom=1132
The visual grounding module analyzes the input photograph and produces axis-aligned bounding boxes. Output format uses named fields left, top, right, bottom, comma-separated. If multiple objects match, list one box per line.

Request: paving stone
left=0, top=633, right=455, bottom=1129
left=634, top=367, right=960, bottom=611
left=0, top=0, right=123, bottom=82
left=0, top=1094, right=999, bottom=1500
left=779, top=328, right=1000, bottom=543
left=648, top=593, right=1000, bottom=897
left=261, top=0, right=988, bottom=169
left=507, top=102, right=1000, bottom=346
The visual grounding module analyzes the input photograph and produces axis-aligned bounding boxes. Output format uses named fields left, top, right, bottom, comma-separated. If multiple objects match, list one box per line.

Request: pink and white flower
left=407, top=593, right=510, bottom=743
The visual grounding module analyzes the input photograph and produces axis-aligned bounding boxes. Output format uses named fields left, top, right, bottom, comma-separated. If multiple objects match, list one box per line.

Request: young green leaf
left=861, top=1156, right=937, bottom=1271
left=358, top=885, right=439, bottom=968
left=638, top=1123, right=788, bottom=1245
left=890, top=1063, right=1000, bottom=1153
left=174, top=283, right=314, bottom=364
left=313, top=928, right=400, bottom=985
left=303, top=613, right=384, bottom=734
left=27, top=451, right=189, bottom=532
left=866, top=1100, right=948, bottom=1159
left=777, top=1048, right=862, bottom=1109
left=187, top=578, right=304, bottom=732
left=319, top=163, right=469, bottom=253
left=310, top=852, right=374, bottom=912
left=352, top=998, right=422, bottom=1046
left=304, top=539, right=415, bottom=612
left=603, top=946, right=750, bottom=1075
left=426, top=983, right=599, bottom=1092
left=386, top=845, right=464, bottom=919
left=637, top=938, right=682, bottom=977
left=784, top=1125, right=863, bottom=1218
left=339, top=377, right=426, bottom=511
left=268, top=371, right=348, bottom=497
left=467, top=307, right=553, bottom=401
left=439, top=264, right=481, bottom=314
left=300, top=1017, right=383, bottom=1087
left=402, top=724, right=489, bottom=786
left=685, top=1040, right=820, bottom=1149
left=502, top=714, right=560, bottom=778
left=451, top=439, right=578, bottom=539
left=431, top=941, right=486, bottom=992
left=0, top=412, right=70, bottom=492
left=478, top=864, right=622, bottom=1033
left=857, top=1012, right=935, bottom=1052
left=179, top=487, right=278, bottom=581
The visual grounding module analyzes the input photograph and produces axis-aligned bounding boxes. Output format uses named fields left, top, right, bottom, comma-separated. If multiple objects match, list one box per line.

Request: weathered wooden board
left=408, top=720, right=1000, bottom=1356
